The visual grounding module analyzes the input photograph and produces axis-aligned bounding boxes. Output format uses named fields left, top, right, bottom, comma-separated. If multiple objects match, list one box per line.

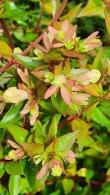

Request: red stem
left=53, top=0, right=68, bottom=23
left=22, top=0, right=68, bottom=56
left=0, top=60, right=17, bottom=73
left=0, top=0, right=68, bottom=72
left=0, top=19, right=15, bottom=50
left=22, top=34, right=43, bottom=56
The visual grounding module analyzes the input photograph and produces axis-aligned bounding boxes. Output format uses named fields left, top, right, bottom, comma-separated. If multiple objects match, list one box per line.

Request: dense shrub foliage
left=1, top=0, right=110, bottom=194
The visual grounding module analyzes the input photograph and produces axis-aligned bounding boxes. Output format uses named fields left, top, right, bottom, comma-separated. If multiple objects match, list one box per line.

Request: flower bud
left=3, top=87, right=28, bottom=104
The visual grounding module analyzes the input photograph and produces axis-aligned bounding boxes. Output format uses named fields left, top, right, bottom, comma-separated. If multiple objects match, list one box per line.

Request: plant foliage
left=0, top=0, right=110, bottom=194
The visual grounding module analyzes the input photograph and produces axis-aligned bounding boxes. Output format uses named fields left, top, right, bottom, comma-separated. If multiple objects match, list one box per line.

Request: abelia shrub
left=0, top=0, right=110, bottom=194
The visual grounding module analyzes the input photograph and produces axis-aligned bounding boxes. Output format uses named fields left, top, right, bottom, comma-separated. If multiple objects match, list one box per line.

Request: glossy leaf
left=7, top=125, right=29, bottom=143
left=62, top=178, right=74, bottom=194
left=0, top=163, right=5, bottom=178
left=55, top=132, right=78, bottom=153
left=72, top=119, right=89, bottom=151
left=9, top=175, right=21, bottom=195
left=14, top=54, right=41, bottom=70
left=5, top=161, right=23, bottom=175
left=23, top=160, right=37, bottom=191
left=49, top=114, right=61, bottom=137
left=34, top=120, right=47, bottom=144
left=78, top=0, right=104, bottom=17
left=51, top=94, right=68, bottom=115
left=91, top=107, right=110, bottom=128
left=61, top=4, right=81, bottom=22
left=21, top=143, right=44, bottom=156
left=0, top=104, right=22, bottom=128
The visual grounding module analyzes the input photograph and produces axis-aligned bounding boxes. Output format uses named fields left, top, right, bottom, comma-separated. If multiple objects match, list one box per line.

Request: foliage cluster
left=1, top=0, right=110, bottom=194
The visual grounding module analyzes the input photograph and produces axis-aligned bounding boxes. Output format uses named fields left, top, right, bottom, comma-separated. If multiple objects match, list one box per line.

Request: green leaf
left=5, top=161, right=23, bottom=175
left=51, top=94, right=68, bottom=114
left=86, top=169, right=94, bottom=181
left=91, top=107, right=110, bottom=128
left=2, top=1, right=24, bottom=19
left=0, top=104, right=22, bottom=128
left=55, top=132, right=78, bottom=153
left=0, top=72, right=12, bottom=87
left=61, top=4, right=81, bottom=22
left=14, top=29, right=36, bottom=43
left=49, top=114, right=61, bottom=137
left=19, top=178, right=30, bottom=194
left=62, top=178, right=74, bottom=194
left=78, top=0, right=104, bottom=17
left=9, top=175, right=21, bottom=195
left=99, top=100, right=110, bottom=118
left=34, top=120, right=47, bottom=144
left=14, top=54, right=42, bottom=70
left=0, top=128, right=6, bottom=144
left=23, top=160, right=37, bottom=191
left=7, top=125, right=29, bottom=143
left=93, top=49, right=104, bottom=70
left=0, top=163, right=5, bottom=178
left=77, top=168, right=87, bottom=177
left=39, top=99, right=55, bottom=113
left=50, top=191, right=60, bottom=195
left=72, top=119, right=89, bottom=151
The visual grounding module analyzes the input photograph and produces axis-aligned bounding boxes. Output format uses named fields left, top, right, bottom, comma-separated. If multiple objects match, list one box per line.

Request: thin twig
left=53, top=0, right=68, bottom=23
left=23, top=0, right=68, bottom=56
left=0, top=60, right=17, bottom=73
left=0, top=19, right=15, bottom=49
left=0, top=0, right=68, bottom=72
left=22, top=34, right=43, bottom=56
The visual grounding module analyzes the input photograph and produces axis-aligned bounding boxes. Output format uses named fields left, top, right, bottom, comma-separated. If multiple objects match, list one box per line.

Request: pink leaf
left=72, top=93, right=90, bottom=105
left=43, top=32, right=51, bottom=52
left=60, top=85, right=71, bottom=105
left=61, top=20, right=77, bottom=41
left=53, top=43, right=64, bottom=48
left=7, top=140, right=19, bottom=149
left=84, top=31, right=99, bottom=44
left=45, top=85, right=58, bottom=99
left=61, top=20, right=69, bottom=32
left=48, top=26, right=57, bottom=43
left=21, top=100, right=31, bottom=115
left=17, top=68, right=29, bottom=86
left=36, top=163, right=49, bottom=180
left=64, top=50, right=84, bottom=60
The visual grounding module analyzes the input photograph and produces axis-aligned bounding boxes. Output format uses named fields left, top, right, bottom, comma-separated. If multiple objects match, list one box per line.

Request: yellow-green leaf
left=77, top=168, right=87, bottom=177
left=0, top=40, right=12, bottom=58
left=21, top=143, right=44, bottom=157
left=83, top=84, right=102, bottom=97
left=104, top=7, right=110, bottom=35
left=61, top=4, right=81, bottom=22
left=7, top=125, right=29, bottom=143
left=62, top=178, right=74, bottom=194
left=72, top=119, right=89, bottom=151
left=78, top=0, right=104, bottom=17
